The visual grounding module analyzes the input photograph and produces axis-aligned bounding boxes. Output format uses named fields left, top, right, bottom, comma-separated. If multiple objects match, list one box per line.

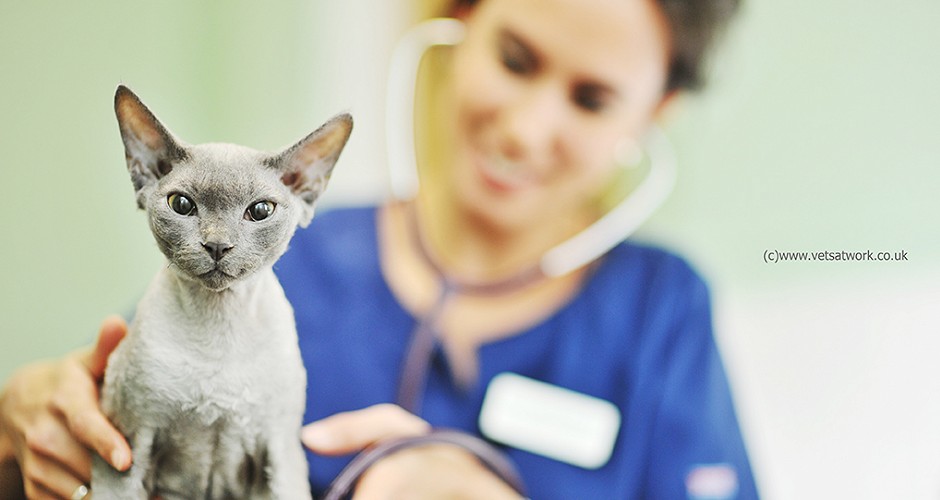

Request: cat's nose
left=203, top=241, right=233, bottom=261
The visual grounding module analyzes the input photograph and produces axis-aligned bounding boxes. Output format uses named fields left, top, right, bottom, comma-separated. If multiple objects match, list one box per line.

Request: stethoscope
left=385, top=18, right=678, bottom=413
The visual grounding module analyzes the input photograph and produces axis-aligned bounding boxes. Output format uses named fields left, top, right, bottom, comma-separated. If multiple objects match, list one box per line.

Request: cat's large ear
left=271, top=113, right=353, bottom=227
left=114, top=85, right=188, bottom=208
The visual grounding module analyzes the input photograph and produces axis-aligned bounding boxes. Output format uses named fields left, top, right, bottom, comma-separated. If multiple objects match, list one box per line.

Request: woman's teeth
left=493, top=155, right=521, bottom=174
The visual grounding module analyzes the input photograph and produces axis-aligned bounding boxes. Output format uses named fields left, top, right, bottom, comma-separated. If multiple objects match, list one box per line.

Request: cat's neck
left=142, top=265, right=287, bottom=354
left=132, top=263, right=294, bottom=363
left=163, top=265, right=274, bottom=316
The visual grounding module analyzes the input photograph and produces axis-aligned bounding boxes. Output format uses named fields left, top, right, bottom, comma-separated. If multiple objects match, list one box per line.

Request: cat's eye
left=246, top=201, right=275, bottom=221
left=168, top=193, right=195, bottom=216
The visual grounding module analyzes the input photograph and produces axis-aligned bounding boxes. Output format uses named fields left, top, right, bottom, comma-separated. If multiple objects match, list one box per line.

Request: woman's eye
left=501, top=49, right=531, bottom=75
left=245, top=201, right=275, bottom=221
left=167, top=193, right=195, bottom=216
left=572, top=86, right=609, bottom=113
left=498, top=33, right=536, bottom=76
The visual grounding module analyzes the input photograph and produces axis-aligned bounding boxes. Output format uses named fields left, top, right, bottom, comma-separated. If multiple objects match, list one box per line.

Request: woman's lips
left=473, top=152, right=538, bottom=194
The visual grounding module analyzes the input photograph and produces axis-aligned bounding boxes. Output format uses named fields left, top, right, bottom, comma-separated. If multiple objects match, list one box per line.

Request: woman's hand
left=0, top=316, right=132, bottom=499
left=302, top=404, right=523, bottom=500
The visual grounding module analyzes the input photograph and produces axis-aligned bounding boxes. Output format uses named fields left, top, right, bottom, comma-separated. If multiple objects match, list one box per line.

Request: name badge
left=478, top=372, right=621, bottom=469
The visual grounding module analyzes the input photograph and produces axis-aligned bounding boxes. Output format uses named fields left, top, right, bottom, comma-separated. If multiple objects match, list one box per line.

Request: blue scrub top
left=275, top=206, right=759, bottom=499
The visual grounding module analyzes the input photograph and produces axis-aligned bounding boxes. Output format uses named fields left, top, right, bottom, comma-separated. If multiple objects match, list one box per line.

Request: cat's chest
left=135, top=305, right=301, bottom=387
left=111, top=320, right=304, bottom=432
left=160, top=346, right=281, bottom=426
left=110, top=269, right=305, bottom=424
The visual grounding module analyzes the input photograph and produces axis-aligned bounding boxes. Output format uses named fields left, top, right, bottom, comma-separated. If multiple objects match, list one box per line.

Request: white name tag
left=478, top=372, right=621, bottom=469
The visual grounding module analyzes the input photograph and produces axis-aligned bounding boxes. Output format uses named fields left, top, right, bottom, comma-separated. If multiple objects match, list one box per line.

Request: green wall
left=1, top=2, right=938, bottom=496
left=0, top=1, right=347, bottom=376
left=652, top=0, right=939, bottom=288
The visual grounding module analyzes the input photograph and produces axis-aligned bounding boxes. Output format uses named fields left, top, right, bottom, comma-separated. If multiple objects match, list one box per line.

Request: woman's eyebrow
left=497, top=27, right=542, bottom=68
left=498, top=26, right=624, bottom=103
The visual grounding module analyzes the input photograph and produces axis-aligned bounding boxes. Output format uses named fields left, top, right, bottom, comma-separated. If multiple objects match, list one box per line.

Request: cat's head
left=114, top=85, right=352, bottom=291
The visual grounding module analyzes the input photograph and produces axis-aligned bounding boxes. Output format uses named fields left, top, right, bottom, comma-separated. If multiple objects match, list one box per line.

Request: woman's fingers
left=0, top=315, right=129, bottom=497
left=302, top=403, right=431, bottom=455
left=51, top=317, right=131, bottom=472
left=20, top=450, right=86, bottom=500
left=1, top=360, right=87, bottom=499
left=21, top=411, right=93, bottom=482
left=9, top=398, right=88, bottom=499
left=59, top=396, right=130, bottom=473
left=80, top=315, right=127, bottom=379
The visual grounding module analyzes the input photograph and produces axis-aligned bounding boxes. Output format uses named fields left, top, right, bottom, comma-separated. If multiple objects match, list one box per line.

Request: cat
left=90, top=85, right=351, bottom=499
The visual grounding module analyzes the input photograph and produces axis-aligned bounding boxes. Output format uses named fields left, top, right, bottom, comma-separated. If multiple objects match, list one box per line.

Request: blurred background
left=1, top=1, right=937, bottom=498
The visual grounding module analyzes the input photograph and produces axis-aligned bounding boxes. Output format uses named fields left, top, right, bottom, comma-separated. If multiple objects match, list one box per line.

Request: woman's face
left=446, top=0, right=672, bottom=232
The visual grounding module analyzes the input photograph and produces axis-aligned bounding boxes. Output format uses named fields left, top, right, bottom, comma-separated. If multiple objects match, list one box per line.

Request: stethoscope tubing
left=386, top=18, right=678, bottom=416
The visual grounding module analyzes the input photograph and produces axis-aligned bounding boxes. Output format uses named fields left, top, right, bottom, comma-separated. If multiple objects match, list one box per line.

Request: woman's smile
left=441, top=0, right=672, bottom=233
left=472, top=149, right=543, bottom=194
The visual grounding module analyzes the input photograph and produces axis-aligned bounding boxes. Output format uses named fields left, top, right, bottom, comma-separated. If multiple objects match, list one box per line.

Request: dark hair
left=449, top=0, right=740, bottom=92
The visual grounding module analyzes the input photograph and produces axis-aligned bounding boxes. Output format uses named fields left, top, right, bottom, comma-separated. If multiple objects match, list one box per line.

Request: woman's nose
left=498, top=83, right=564, bottom=162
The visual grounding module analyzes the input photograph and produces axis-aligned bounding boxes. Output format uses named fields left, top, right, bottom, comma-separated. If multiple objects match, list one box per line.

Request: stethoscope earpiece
left=386, top=18, right=467, bottom=202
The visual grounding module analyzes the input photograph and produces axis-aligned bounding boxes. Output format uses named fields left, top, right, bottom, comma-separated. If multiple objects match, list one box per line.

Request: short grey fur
left=91, top=85, right=352, bottom=499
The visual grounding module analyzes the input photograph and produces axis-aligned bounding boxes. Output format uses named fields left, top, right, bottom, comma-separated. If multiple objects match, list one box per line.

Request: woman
left=0, top=0, right=757, bottom=497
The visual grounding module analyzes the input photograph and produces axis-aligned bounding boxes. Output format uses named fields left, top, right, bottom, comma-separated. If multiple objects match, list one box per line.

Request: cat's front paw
left=88, top=485, right=148, bottom=500
left=90, top=457, right=149, bottom=500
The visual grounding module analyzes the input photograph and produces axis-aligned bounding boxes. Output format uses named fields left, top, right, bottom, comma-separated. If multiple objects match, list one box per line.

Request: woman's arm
left=0, top=431, right=26, bottom=499
left=644, top=274, right=760, bottom=499
left=0, top=316, right=131, bottom=499
left=303, top=404, right=524, bottom=499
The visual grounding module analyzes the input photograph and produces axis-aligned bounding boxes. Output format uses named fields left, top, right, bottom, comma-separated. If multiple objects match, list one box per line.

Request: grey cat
left=91, top=85, right=352, bottom=499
